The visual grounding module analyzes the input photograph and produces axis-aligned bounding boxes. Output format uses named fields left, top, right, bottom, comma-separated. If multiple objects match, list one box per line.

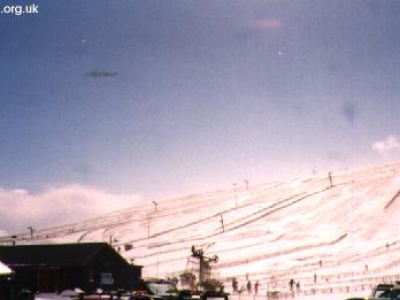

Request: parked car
left=388, top=283, right=400, bottom=299
left=370, top=283, right=394, bottom=299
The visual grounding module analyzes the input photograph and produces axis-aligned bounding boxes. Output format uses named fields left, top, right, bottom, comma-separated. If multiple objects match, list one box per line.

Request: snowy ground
left=4, top=162, right=400, bottom=299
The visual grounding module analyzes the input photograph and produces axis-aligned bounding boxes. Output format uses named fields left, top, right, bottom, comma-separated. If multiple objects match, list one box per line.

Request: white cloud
left=372, top=135, right=400, bottom=155
left=0, top=184, right=142, bottom=234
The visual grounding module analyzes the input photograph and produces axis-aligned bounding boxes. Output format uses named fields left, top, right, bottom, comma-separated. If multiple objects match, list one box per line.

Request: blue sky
left=1, top=0, right=400, bottom=231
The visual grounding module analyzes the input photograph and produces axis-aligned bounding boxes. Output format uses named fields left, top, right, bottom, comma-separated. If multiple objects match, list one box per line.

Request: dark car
left=370, top=283, right=394, bottom=299
left=388, top=283, right=400, bottom=300
left=198, top=290, right=228, bottom=300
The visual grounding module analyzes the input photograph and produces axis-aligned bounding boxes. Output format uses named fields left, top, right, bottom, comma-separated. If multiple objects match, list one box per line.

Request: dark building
left=0, top=243, right=142, bottom=294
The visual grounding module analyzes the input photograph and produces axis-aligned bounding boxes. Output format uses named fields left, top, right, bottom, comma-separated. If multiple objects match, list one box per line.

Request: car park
left=131, top=278, right=228, bottom=300
left=132, top=278, right=196, bottom=300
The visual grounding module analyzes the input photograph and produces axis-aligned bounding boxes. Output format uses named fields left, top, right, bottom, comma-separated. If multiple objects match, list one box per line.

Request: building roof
left=0, top=242, right=121, bottom=267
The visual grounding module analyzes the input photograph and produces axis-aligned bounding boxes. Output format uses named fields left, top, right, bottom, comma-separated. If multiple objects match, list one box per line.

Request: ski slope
left=3, top=162, right=400, bottom=299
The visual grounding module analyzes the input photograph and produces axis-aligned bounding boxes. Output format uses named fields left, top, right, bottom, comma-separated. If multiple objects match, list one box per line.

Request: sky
left=1, top=0, right=400, bottom=233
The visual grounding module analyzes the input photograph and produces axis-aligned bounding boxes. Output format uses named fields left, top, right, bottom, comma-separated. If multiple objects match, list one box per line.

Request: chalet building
left=0, top=243, right=142, bottom=294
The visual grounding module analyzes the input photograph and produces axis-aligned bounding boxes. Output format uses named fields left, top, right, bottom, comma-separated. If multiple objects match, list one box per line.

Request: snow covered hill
left=3, top=162, right=400, bottom=298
